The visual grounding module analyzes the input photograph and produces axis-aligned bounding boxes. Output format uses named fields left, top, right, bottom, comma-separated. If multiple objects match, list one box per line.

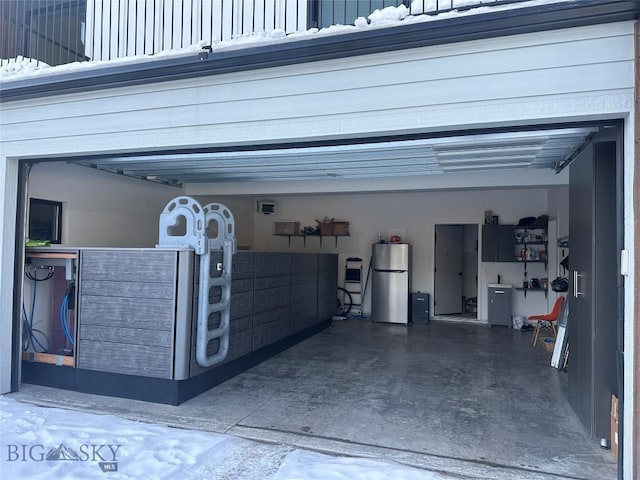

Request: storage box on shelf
left=331, top=222, right=350, bottom=236
left=318, top=222, right=333, bottom=236
left=317, top=220, right=350, bottom=236
left=274, top=221, right=301, bottom=235
left=275, top=219, right=350, bottom=247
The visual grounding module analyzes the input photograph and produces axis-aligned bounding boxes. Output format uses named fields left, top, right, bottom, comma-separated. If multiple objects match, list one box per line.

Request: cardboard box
left=316, top=221, right=350, bottom=236
left=331, top=221, right=350, bottom=236
left=611, top=394, right=619, bottom=460
left=541, top=337, right=555, bottom=352
left=318, top=222, right=333, bottom=235
left=274, top=221, right=300, bottom=235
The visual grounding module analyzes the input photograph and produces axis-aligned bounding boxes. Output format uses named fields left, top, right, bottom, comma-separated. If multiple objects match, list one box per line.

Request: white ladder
left=157, top=196, right=236, bottom=368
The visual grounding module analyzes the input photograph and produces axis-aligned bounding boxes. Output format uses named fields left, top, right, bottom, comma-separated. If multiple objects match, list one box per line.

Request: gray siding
left=77, top=250, right=177, bottom=379
left=190, top=251, right=337, bottom=377
left=75, top=250, right=335, bottom=379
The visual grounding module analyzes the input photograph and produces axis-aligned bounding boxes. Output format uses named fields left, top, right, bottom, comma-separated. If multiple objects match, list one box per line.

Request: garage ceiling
left=70, top=127, right=597, bottom=187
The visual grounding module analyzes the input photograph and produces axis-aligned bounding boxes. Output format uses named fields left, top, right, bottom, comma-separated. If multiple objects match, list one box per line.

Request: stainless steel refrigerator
left=371, top=243, right=411, bottom=324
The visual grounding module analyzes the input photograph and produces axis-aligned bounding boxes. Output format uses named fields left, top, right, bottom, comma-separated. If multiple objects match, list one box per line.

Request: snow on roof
left=0, top=0, right=575, bottom=82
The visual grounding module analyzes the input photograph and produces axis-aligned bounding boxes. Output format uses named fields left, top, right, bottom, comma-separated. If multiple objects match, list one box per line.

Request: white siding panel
left=1, top=60, right=633, bottom=144
left=0, top=22, right=635, bottom=158
left=2, top=28, right=634, bottom=128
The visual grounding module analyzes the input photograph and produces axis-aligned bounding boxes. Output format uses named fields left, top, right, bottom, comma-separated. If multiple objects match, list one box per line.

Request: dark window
left=0, top=0, right=87, bottom=67
left=29, top=198, right=62, bottom=244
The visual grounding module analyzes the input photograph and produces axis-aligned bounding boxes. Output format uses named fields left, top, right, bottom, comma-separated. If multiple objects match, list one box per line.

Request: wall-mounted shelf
left=275, top=233, right=349, bottom=247
left=515, top=287, right=548, bottom=298
left=514, top=226, right=548, bottom=284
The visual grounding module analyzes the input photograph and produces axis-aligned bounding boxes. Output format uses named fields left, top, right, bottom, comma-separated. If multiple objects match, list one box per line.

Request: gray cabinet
left=482, top=225, right=514, bottom=262
left=488, top=285, right=512, bottom=327
left=568, top=140, right=619, bottom=440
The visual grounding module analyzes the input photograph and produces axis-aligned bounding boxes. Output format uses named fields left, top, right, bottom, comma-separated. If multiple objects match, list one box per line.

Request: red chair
left=529, top=296, right=565, bottom=347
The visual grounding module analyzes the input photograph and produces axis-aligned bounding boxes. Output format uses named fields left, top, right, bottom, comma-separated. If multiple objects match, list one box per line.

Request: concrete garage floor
left=12, top=321, right=615, bottom=480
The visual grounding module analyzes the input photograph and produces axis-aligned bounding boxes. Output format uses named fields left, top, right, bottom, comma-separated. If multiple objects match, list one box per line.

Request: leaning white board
left=551, top=297, right=569, bottom=368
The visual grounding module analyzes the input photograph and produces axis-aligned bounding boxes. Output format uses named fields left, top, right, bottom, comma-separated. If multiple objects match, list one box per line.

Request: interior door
left=434, top=225, right=463, bottom=314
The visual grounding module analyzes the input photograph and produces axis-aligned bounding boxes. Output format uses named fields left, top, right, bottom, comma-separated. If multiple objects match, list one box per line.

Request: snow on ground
left=1, top=0, right=575, bottom=82
left=0, top=396, right=459, bottom=480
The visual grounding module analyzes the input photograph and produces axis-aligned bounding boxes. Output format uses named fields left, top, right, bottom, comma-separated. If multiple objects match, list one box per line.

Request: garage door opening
left=10, top=121, right=625, bottom=479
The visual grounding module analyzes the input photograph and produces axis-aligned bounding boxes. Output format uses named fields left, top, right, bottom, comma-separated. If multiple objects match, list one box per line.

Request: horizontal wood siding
left=81, top=279, right=175, bottom=299
left=229, top=316, right=252, bottom=335
left=230, top=291, right=254, bottom=320
left=78, top=340, right=172, bottom=378
left=189, top=320, right=254, bottom=373
left=290, top=253, right=319, bottom=334
left=232, top=253, right=255, bottom=279
left=226, top=330, right=253, bottom=362
left=80, top=296, right=175, bottom=330
left=81, top=250, right=177, bottom=283
left=78, top=250, right=177, bottom=379
left=317, top=254, right=338, bottom=322
left=253, top=319, right=289, bottom=351
left=254, top=285, right=291, bottom=312
left=188, top=252, right=335, bottom=376
left=79, top=324, right=174, bottom=348
left=292, top=273, right=318, bottom=304
left=254, top=275, right=291, bottom=290
left=253, top=306, right=290, bottom=327
left=292, top=253, right=318, bottom=273
left=254, top=253, right=292, bottom=276
left=0, top=23, right=634, bottom=166
left=232, top=278, right=253, bottom=293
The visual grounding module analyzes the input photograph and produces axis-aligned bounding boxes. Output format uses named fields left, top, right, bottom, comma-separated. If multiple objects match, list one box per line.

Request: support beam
left=0, top=156, right=20, bottom=394
left=633, top=19, right=640, bottom=480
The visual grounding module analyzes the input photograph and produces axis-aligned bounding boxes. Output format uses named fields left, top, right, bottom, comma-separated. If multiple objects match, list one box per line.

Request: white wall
left=462, top=224, right=478, bottom=301
left=24, top=165, right=570, bottom=323
left=547, top=186, right=570, bottom=238
left=28, top=163, right=181, bottom=247
left=248, top=187, right=562, bottom=320
left=193, top=195, right=256, bottom=249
